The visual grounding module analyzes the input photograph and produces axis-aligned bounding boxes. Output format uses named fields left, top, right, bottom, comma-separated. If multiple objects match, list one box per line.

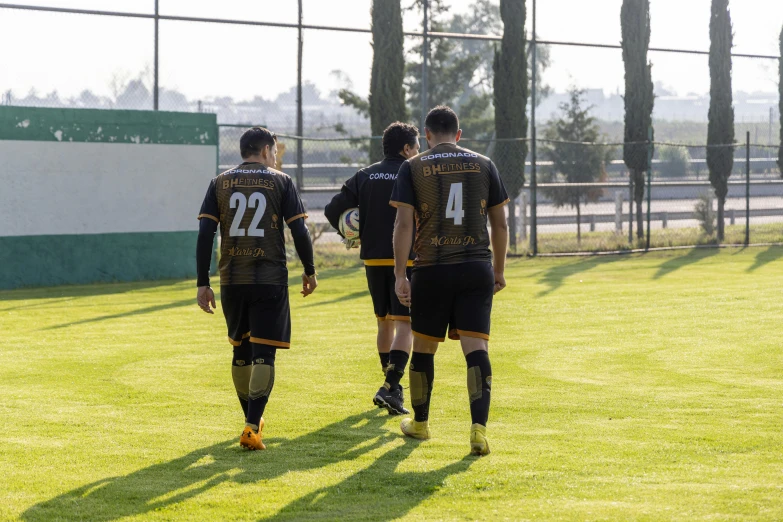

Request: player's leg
left=240, top=285, right=291, bottom=451
left=400, top=266, right=451, bottom=440
left=453, top=262, right=495, bottom=456
left=400, top=337, right=437, bottom=439
left=366, top=266, right=394, bottom=373
left=376, top=267, right=413, bottom=414
left=221, top=285, right=252, bottom=419
left=231, top=337, right=252, bottom=418
left=376, top=320, right=394, bottom=371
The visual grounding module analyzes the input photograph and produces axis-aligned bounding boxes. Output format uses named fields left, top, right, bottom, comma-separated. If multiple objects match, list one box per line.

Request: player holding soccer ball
left=325, top=122, right=420, bottom=415
left=196, top=127, right=318, bottom=451
left=390, top=106, right=509, bottom=456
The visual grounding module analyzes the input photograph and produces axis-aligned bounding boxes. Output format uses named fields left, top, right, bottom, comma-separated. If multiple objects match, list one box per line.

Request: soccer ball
left=339, top=208, right=360, bottom=241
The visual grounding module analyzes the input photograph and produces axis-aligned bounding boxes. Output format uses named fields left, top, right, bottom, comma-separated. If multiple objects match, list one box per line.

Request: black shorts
left=410, top=261, right=494, bottom=342
left=220, top=284, right=291, bottom=348
left=365, top=265, right=412, bottom=321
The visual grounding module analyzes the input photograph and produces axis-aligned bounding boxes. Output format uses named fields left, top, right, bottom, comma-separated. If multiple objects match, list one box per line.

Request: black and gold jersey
left=198, top=162, right=308, bottom=285
left=389, top=143, right=509, bottom=267
left=324, top=156, right=414, bottom=265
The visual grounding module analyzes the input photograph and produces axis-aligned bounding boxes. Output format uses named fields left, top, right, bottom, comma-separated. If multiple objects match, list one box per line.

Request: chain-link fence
left=3, top=1, right=782, bottom=263
left=523, top=139, right=782, bottom=255
left=215, top=123, right=783, bottom=265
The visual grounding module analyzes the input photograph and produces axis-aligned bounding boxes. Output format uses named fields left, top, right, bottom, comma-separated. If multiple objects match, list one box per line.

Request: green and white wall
left=0, top=106, right=218, bottom=289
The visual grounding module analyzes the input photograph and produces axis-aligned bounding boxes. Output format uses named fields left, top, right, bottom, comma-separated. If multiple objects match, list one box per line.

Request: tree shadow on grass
left=746, top=245, right=783, bottom=273
left=43, top=298, right=194, bottom=330
left=536, top=255, right=624, bottom=297
left=300, top=289, right=370, bottom=308
left=259, top=439, right=475, bottom=521
left=0, top=279, right=184, bottom=302
left=652, top=247, right=720, bottom=280
left=21, top=410, right=395, bottom=522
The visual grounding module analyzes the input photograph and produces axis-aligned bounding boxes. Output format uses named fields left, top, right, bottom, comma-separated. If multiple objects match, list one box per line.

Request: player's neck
left=428, top=137, right=458, bottom=148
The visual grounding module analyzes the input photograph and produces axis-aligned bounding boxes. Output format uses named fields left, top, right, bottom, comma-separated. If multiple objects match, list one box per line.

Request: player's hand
left=301, top=273, right=318, bottom=297
left=395, top=275, right=411, bottom=307
left=197, top=286, right=216, bottom=314
left=493, top=271, right=506, bottom=295
left=343, top=238, right=360, bottom=250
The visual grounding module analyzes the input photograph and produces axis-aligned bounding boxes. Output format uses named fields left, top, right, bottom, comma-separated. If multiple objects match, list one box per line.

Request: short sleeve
left=488, top=161, right=510, bottom=208
left=389, top=161, right=416, bottom=209
left=283, top=177, right=309, bottom=225
left=197, top=179, right=220, bottom=223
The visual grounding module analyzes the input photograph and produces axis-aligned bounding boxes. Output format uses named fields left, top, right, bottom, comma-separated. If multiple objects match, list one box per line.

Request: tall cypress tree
left=493, top=0, right=527, bottom=252
left=368, top=0, right=407, bottom=162
left=621, top=0, right=654, bottom=240
left=707, top=0, right=734, bottom=241
left=778, top=25, right=782, bottom=177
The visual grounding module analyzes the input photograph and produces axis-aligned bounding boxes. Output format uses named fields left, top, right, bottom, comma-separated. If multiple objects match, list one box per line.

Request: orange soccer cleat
left=239, top=418, right=266, bottom=450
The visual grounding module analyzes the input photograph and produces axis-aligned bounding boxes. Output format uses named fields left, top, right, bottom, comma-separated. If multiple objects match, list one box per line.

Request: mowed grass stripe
left=1, top=247, right=782, bottom=521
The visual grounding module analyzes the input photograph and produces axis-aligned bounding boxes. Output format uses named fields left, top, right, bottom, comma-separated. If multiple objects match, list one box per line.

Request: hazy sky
left=0, top=0, right=781, bottom=102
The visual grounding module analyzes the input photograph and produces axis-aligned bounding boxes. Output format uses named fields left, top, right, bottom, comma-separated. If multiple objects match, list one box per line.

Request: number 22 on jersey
left=229, top=192, right=267, bottom=237
left=445, top=182, right=465, bottom=225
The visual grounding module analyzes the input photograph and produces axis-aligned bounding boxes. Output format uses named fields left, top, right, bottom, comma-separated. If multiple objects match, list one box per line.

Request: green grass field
left=2, top=247, right=783, bottom=521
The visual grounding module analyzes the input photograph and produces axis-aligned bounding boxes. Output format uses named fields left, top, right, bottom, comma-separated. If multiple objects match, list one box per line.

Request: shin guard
left=465, top=350, right=492, bottom=427
left=409, top=352, right=434, bottom=422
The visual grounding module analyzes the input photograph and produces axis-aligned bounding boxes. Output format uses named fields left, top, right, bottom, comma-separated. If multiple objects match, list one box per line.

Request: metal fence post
left=520, top=192, right=528, bottom=240
left=628, top=175, right=633, bottom=243
left=645, top=126, right=652, bottom=251
left=296, top=0, right=304, bottom=189
left=153, top=0, right=159, bottom=110
left=529, top=0, right=538, bottom=256
left=745, top=131, right=750, bottom=245
left=420, top=0, right=429, bottom=148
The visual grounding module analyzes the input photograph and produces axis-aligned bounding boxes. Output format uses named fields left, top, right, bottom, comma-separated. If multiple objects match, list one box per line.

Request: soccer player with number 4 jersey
left=196, top=127, right=318, bottom=451
left=390, top=106, right=509, bottom=456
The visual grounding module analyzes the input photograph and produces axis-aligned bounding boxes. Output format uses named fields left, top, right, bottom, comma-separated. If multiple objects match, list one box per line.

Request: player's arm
left=487, top=161, right=511, bottom=294
left=288, top=217, right=317, bottom=297
left=324, top=173, right=359, bottom=232
left=488, top=206, right=508, bottom=294
left=196, top=179, right=219, bottom=313
left=282, top=178, right=317, bottom=297
left=390, top=161, right=416, bottom=307
left=392, top=207, right=414, bottom=307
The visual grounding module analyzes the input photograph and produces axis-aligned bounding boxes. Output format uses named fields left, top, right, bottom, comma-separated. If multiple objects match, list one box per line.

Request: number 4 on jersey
left=445, top=182, right=465, bottom=225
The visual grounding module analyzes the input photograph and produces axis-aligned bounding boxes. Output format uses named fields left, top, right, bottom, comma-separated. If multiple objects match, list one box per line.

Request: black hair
left=382, top=122, right=419, bottom=157
left=240, top=127, right=277, bottom=159
left=424, top=105, right=459, bottom=136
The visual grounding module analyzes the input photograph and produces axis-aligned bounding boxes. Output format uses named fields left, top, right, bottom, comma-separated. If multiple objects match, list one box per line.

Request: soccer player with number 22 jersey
left=195, top=127, right=318, bottom=451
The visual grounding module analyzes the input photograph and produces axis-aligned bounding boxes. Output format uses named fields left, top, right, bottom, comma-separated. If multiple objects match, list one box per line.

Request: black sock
left=409, top=352, right=434, bottom=422
left=383, top=350, right=409, bottom=391
left=246, top=346, right=276, bottom=430
left=465, top=351, right=492, bottom=427
left=232, top=340, right=252, bottom=418
left=379, top=352, right=390, bottom=373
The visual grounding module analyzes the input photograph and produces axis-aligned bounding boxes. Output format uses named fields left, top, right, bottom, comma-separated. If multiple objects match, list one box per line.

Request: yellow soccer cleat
left=239, top=418, right=266, bottom=451
left=400, top=418, right=431, bottom=440
left=470, top=423, right=490, bottom=456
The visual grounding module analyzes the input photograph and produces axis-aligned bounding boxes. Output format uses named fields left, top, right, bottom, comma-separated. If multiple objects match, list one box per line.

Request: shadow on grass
left=22, top=409, right=471, bottom=521
left=301, top=289, right=370, bottom=308
left=259, top=440, right=475, bottom=521
left=536, top=256, right=623, bottom=297
left=0, top=279, right=183, bottom=303
left=746, top=245, right=783, bottom=273
left=652, top=247, right=720, bottom=280
left=43, top=298, right=194, bottom=330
